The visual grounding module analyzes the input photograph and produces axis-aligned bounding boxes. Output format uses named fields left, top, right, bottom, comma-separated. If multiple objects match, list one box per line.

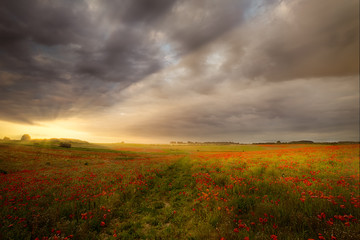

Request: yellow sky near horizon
left=0, top=120, right=158, bottom=143
left=0, top=120, right=85, bottom=139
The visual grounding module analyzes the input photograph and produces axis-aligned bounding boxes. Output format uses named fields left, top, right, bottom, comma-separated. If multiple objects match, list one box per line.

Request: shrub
left=21, top=134, right=31, bottom=141
left=59, top=142, right=71, bottom=148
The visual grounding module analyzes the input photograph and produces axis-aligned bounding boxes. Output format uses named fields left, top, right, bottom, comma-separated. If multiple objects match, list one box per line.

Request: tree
left=3, top=137, right=10, bottom=141
left=21, top=134, right=31, bottom=141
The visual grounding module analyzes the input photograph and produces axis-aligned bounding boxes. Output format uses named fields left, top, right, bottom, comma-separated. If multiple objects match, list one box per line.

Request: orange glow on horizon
left=0, top=119, right=90, bottom=140
left=0, top=120, right=160, bottom=144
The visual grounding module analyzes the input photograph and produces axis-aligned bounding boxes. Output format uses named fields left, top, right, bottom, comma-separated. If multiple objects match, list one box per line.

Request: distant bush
left=3, top=137, right=10, bottom=141
left=59, top=142, right=71, bottom=148
left=21, top=134, right=31, bottom=141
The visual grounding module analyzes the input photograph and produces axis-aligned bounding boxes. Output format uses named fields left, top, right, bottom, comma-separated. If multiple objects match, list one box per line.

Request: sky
left=0, top=0, right=359, bottom=143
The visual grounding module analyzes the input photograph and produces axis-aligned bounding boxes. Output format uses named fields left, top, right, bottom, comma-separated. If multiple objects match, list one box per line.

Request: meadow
left=0, top=142, right=359, bottom=240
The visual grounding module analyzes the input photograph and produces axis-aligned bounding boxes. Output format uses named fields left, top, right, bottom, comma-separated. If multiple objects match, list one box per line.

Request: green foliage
left=21, top=134, right=31, bottom=141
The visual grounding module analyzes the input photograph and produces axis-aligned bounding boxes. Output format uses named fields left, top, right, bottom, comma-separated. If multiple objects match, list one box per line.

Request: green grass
left=102, top=142, right=265, bottom=152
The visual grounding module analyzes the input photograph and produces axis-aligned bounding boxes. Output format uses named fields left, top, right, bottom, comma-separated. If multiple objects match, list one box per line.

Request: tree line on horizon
left=1, top=135, right=358, bottom=145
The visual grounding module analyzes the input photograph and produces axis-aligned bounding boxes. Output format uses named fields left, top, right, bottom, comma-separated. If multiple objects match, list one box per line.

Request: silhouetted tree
left=21, top=134, right=31, bottom=141
left=3, top=137, right=10, bottom=141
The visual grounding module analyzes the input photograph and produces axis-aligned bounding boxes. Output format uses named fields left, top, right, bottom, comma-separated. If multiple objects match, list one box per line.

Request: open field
left=0, top=142, right=359, bottom=240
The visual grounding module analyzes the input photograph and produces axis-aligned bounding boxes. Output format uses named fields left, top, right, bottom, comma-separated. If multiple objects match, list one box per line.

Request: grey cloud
left=164, top=0, right=254, bottom=53
left=0, top=0, right=90, bottom=47
left=96, top=0, right=178, bottom=25
left=236, top=0, right=359, bottom=81
left=121, top=77, right=359, bottom=142
left=0, top=0, right=96, bottom=123
left=0, top=0, right=169, bottom=123
left=172, top=0, right=358, bottom=88
left=121, top=0, right=178, bottom=24
left=1, top=0, right=264, bottom=124
left=76, top=26, right=162, bottom=83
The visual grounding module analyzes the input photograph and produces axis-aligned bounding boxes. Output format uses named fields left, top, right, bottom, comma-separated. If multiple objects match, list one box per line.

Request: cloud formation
left=0, top=0, right=358, bottom=142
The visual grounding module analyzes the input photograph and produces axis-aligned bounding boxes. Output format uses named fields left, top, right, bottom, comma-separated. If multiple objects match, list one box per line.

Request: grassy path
left=110, top=156, right=201, bottom=239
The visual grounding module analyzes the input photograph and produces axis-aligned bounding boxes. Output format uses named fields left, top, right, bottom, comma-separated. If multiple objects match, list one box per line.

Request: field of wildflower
left=0, top=142, right=359, bottom=240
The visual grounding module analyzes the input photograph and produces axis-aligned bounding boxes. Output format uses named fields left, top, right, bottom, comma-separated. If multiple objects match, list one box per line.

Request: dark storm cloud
left=0, top=0, right=89, bottom=48
left=0, top=0, right=260, bottom=124
left=75, top=26, right=161, bottom=83
left=74, top=0, right=181, bottom=82
left=0, top=0, right=96, bottom=123
left=114, top=0, right=178, bottom=24
left=0, top=0, right=174, bottom=123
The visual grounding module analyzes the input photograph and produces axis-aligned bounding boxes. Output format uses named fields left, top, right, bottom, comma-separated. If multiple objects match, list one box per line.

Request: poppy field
left=0, top=142, right=359, bottom=240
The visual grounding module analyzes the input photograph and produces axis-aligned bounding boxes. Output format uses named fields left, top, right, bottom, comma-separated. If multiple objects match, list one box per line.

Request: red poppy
left=271, top=235, right=278, bottom=240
